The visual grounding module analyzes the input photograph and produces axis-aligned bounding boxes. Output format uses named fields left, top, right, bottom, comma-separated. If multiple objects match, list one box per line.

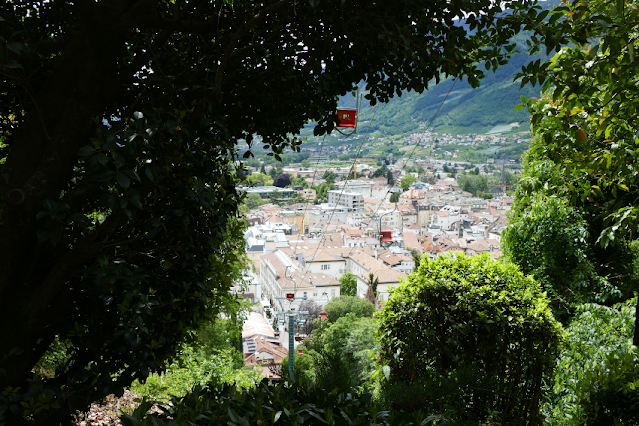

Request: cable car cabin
left=380, top=230, right=392, bottom=244
left=336, top=108, right=357, bottom=128
left=319, top=311, right=328, bottom=321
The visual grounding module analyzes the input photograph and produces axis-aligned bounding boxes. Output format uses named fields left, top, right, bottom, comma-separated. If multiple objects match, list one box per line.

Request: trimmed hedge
left=377, top=253, right=563, bottom=424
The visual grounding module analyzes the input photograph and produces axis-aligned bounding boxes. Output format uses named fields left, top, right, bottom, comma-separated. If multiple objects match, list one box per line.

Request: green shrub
left=544, top=298, right=638, bottom=425
left=502, top=194, right=625, bottom=320
left=324, top=295, right=374, bottom=323
left=122, top=378, right=447, bottom=426
left=577, top=350, right=639, bottom=425
left=129, top=346, right=261, bottom=402
left=377, top=253, right=563, bottom=424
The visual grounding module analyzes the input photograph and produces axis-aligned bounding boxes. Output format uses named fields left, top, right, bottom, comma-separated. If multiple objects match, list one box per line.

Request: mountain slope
left=299, top=1, right=560, bottom=138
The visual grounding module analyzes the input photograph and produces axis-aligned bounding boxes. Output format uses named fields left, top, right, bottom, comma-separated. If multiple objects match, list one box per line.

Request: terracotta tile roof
left=486, top=239, right=501, bottom=248
left=397, top=204, right=417, bottom=213
left=438, top=237, right=460, bottom=248
left=379, top=252, right=402, bottom=266
left=276, top=269, right=341, bottom=289
left=401, top=232, right=422, bottom=253
left=266, top=215, right=283, bottom=223
left=348, top=251, right=407, bottom=284
left=243, top=339, right=288, bottom=365
left=422, top=241, right=442, bottom=252
left=321, top=232, right=344, bottom=247
left=306, top=249, right=343, bottom=262
left=446, top=247, right=465, bottom=252
left=467, top=240, right=490, bottom=252
left=400, top=189, right=426, bottom=199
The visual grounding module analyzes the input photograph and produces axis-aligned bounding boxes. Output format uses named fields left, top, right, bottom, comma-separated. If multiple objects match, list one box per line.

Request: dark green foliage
left=503, top=194, right=623, bottom=319
left=269, top=167, right=283, bottom=180
left=389, top=192, right=400, bottom=203
left=372, top=164, right=389, bottom=178
left=507, top=147, right=638, bottom=317
left=516, top=0, right=639, bottom=344
left=577, top=351, right=639, bottom=426
left=273, top=173, right=292, bottom=188
left=386, top=170, right=395, bottom=186
left=244, top=193, right=267, bottom=210
left=377, top=253, right=563, bottom=424
left=290, top=297, right=377, bottom=394
left=400, top=175, right=417, bottom=191
left=313, top=182, right=336, bottom=203
left=322, top=171, right=337, bottom=184
left=407, top=248, right=422, bottom=270
left=122, top=379, right=446, bottom=426
left=324, top=296, right=374, bottom=323
left=544, top=298, right=638, bottom=425
left=367, top=273, right=379, bottom=297
left=457, top=174, right=488, bottom=196
left=298, top=314, right=378, bottom=393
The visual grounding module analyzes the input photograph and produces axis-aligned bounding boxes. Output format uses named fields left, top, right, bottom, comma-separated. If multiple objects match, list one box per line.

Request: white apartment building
left=335, top=180, right=374, bottom=198
left=260, top=250, right=342, bottom=312
left=327, top=190, right=364, bottom=212
left=379, top=208, right=401, bottom=229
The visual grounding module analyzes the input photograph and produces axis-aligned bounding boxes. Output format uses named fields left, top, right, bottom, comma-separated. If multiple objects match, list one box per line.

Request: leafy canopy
left=516, top=0, right=639, bottom=340
left=542, top=298, right=637, bottom=425
left=338, top=272, right=358, bottom=297
left=324, top=295, right=374, bottom=323
left=502, top=193, right=623, bottom=319
left=517, top=0, right=639, bottom=247
left=399, top=175, right=417, bottom=191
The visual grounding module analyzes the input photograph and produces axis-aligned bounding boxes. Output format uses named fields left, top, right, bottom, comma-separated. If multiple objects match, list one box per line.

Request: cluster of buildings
left=237, top=170, right=512, bottom=311
left=405, top=129, right=529, bottom=147
left=236, top=161, right=515, bottom=377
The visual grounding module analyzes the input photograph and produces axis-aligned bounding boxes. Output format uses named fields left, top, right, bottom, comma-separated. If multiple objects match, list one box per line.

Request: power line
left=303, top=103, right=379, bottom=281
left=282, top=135, right=328, bottom=300
left=343, top=78, right=458, bottom=260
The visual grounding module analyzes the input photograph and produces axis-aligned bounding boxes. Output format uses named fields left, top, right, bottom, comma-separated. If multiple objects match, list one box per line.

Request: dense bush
left=294, top=313, right=378, bottom=393
left=577, top=350, right=639, bottom=425
left=324, top=295, right=374, bottom=323
left=544, top=298, right=638, bottom=425
left=377, top=253, right=563, bottom=424
left=130, top=312, right=260, bottom=402
left=130, top=346, right=261, bottom=402
left=122, top=379, right=446, bottom=426
left=503, top=194, right=625, bottom=320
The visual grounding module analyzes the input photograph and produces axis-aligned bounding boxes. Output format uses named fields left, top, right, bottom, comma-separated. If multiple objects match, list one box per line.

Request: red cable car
left=298, top=349, right=303, bottom=355
left=336, top=108, right=357, bottom=128
left=319, top=311, right=328, bottom=321
left=334, top=89, right=360, bottom=136
left=380, top=230, right=392, bottom=244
